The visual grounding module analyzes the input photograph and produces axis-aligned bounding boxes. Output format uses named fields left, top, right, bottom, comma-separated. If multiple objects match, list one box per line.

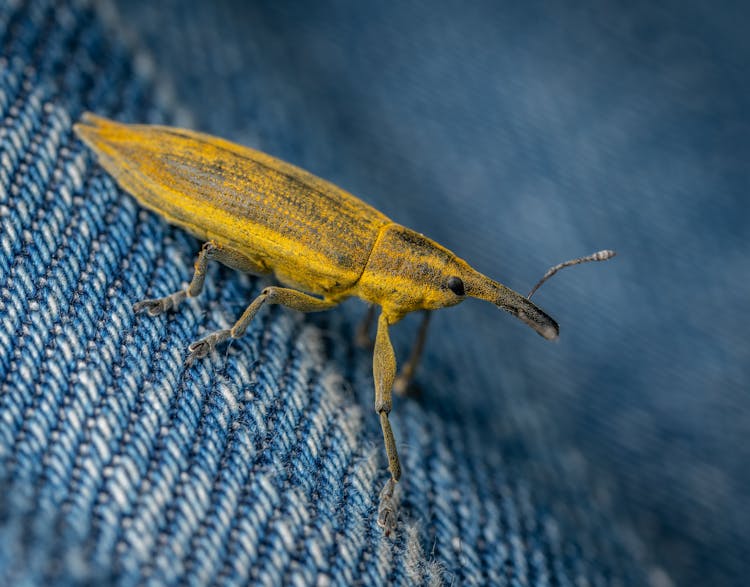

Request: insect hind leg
left=133, top=241, right=270, bottom=316
left=134, top=241, right=216, bottom=316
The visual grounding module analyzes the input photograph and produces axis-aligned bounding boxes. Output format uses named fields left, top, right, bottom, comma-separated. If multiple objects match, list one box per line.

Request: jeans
left=1, top=1, right=747, bottom=585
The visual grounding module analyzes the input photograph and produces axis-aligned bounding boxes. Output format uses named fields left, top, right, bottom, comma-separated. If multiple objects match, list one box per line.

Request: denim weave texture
left=1, top=1, right=748, bottom=586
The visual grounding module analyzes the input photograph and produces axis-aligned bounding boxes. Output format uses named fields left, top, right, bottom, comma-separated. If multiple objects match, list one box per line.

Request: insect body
left=74, top=113, right=609, bottom=534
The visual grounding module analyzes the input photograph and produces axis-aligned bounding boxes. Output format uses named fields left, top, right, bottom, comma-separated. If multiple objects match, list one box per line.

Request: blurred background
left=2, top=0, right=747, bottom=584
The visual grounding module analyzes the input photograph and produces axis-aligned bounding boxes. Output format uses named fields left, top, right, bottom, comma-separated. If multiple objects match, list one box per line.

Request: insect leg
left=393, top=310, right=431, bottom=396
left=355, top=304, right=376, bottom=348
left=373, top=311, right=401, bottom=535
left=186, top=286, right=338, bottom=363
left=133, top=241, right=219, bottom=316
left=134, top=242, right=270, bottom=317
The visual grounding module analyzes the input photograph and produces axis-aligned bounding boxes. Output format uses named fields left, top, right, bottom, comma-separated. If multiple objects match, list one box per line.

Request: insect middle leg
left=186, top=286, right=338, bottom=364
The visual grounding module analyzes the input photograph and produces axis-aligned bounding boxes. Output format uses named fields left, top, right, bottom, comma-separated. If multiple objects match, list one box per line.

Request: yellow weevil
left=74, top=113, right=614, bottom=533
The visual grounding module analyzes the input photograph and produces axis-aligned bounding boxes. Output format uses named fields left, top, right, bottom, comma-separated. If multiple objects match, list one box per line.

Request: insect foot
left=133, top=291, right=186, bottom=316
left=377, top=477, right=398, bottom=536
left=186, top=329, right=231, bottom=365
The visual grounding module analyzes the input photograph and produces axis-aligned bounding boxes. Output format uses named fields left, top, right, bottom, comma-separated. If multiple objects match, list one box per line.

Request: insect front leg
left=393, top=310, right=431, bottom=396
left=373, top=311, right=401, bottom=535
left=186, top=286, right=338, bottom=364
left=355, top=304, right=376, bottom=348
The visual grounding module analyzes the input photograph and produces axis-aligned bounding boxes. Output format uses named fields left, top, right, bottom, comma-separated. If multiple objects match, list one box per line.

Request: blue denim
left=1, top=0, right=748, bottom=585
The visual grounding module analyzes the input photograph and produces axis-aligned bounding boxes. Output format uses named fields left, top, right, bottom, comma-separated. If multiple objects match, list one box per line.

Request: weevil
left=74, top=113, right=614, bottom=534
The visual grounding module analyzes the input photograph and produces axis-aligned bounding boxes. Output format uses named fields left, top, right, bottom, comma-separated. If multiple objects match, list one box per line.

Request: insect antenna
left=527, top=250, right=616, bottom=299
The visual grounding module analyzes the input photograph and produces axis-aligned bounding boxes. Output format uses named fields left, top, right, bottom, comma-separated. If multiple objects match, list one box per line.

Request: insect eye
left=446, top=276, right=465, bottom=296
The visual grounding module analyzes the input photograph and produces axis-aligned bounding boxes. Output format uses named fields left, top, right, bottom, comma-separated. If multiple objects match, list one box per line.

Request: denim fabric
left=1, top=1, right=747, bottom=586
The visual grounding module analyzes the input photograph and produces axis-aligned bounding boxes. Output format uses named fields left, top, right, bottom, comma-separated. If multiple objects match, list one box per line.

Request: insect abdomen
left=74, top=114, right=390, bottom=295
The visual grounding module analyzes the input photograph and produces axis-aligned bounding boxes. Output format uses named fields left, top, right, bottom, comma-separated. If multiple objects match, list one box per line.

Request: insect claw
left=377, top=505, right=396, bottom=536
left=187, top=339, right=212, bottom=361
left=133, top=298, right=165, bottom=316
left=186, top=329, right=231, bottom=365
left=377, top=478, right=398, bottom=536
